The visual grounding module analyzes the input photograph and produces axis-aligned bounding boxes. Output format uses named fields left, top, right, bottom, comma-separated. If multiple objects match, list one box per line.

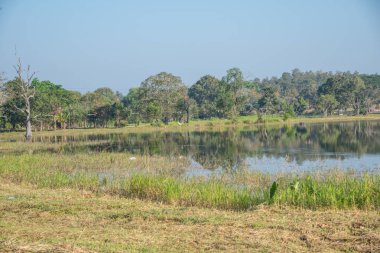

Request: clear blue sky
left=0, top=0, right=379, bottom=94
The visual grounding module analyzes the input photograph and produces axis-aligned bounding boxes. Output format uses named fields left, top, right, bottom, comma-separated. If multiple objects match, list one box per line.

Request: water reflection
left=5, top=121, right=380, bottom=172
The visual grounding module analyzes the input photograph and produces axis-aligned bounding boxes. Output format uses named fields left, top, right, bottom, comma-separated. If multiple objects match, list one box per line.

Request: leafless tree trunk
left=25, top=99, right=32, bottom=140
left=13, top=59, right=36, bottom=141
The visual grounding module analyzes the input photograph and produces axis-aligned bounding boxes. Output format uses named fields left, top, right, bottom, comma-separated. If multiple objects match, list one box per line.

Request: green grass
left=0, top=153, right=378, bottom=210
left=272, top=173, right=380, bottom=209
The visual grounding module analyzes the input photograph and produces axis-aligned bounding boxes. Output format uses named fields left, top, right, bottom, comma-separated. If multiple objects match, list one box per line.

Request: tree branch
left=13, top=103, right=26, bottom=114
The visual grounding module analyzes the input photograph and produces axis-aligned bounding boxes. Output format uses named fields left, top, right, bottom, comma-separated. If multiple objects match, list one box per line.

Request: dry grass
left=0, top=180, right=379, bottom=253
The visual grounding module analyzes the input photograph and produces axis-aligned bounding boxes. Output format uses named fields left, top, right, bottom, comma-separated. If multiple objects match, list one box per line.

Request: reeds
left=272, top=173, right=380, bottom=209
left=0, top=153, right=378, bottom=210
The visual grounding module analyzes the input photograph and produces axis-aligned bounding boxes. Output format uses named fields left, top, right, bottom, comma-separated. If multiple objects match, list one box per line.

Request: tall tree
left=258, top=86, right=280, bottom=114
left=123, top=87, right=146, bottom=124
left=360, top=74, right=380, bottom=113
left=81, top=87, right=119, bottom=127
left=32, top=79, right=81, bottom=130
left=141, top=72, right=187, bottom=124
left=318, top=74, right=366, bottom=114
left=1, top=60, right=36, bottom=140
left=221, top=68, right=246, bottom=118
left=317, top=94, right=338, bottom=116
left=189, top=75, right=220, bottom=119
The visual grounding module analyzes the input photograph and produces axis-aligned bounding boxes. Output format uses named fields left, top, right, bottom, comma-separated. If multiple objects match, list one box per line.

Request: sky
left=0, top=0, right=379, bottom=94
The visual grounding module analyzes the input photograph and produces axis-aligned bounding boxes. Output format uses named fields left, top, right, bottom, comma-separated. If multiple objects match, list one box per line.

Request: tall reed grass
left=0, top=154, right=378, bottom=210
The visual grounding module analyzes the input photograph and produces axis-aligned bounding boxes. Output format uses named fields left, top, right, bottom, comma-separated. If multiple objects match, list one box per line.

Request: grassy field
left=1, top=180, right=379, bottom=252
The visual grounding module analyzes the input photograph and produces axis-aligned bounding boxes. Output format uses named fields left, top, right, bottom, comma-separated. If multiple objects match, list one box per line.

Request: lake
left=2, top=120, right=380, bottom=174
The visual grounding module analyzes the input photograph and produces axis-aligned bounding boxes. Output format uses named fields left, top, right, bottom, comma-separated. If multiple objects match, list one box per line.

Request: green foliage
left=140, top=72, right=187, bottom=124
left=282, top=103, right=295, bottom=121
left=1, top=69, right=379, bottom=131
left=221, top=68, right=248, bottom=118
left=189, top=75, right=221, bottom=119
left=150, top=119, right=162, bottom=127
left=122, top=87, right=145, bottom=124
left=270, top=181, right=278, bottom=200
left=271, top=173, right=380, bottom=209
left=293, top=96, right=308, bottom=115
left=317, top=74, right=367, bottom=115
left=258, top=86, right=280, bottom=114
left=1, top=98, right=25, bottom=129
left=317, top=94, right=339, bottom=116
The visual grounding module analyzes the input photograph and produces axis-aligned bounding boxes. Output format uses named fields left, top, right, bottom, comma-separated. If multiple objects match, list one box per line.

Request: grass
left=0, top=153, right=379, bottom=210
left=1, top=180, right=379, bottom=252
left=272, top=173, right=380, bottom=209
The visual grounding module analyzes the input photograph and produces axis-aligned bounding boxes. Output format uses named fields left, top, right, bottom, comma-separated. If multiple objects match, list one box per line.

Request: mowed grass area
left=0, top=180, right=379, bottom=253
left=1, top=114, right=380, bottom=140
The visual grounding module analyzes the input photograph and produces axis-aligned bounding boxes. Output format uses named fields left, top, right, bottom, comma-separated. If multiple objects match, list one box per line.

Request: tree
left=258, top=86, right=279, bottom=114
left=140, top=72, right=187, bottom=124
left=32, top=79, right=81, bottom=130
left=123, top=87, right=146, bottom=125
left=293, top=96, right=308, bottom=115
left=318, top=74, right=366, bottom=114
left=282, top=102, right=295, bottom=121
left=81, top=87, right=119, bottom=127
left=221, top=68, right=246, bottom=118
left=1, top=60, right=36, bottom=140
left=188, top=75, right=220, bottom=119
left=347, top=76, right=365, bottom=115
left=93, top=104, right=114, bottom=127
left=318, top=94, right=338, bottom=116
left=1, top=98, right=25, bottom=129
left=360, top=74, right=380, bottom=113
left=216, top=90, right=234, bottom=118
left=176, top=95, right=196, bottom=123
left=146, top=101, right=161, bottom=122
left=112, top=101, right=126, bottom=127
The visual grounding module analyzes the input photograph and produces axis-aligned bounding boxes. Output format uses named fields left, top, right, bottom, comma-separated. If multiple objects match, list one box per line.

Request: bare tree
left=0, top=73, right=5, bottom=105
left=2, top=59, right=36, bottom=141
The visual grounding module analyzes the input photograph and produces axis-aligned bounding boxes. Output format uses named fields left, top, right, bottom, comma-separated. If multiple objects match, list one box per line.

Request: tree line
left=1, top=62, right=379, bottom=140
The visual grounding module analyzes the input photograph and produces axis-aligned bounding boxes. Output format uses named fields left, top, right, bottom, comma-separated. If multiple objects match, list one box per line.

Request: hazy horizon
left=0, top=0, right=379, bottom=94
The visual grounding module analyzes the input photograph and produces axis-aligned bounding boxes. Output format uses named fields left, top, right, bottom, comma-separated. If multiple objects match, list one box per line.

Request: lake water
left=4, top=120, right=380, bottom=174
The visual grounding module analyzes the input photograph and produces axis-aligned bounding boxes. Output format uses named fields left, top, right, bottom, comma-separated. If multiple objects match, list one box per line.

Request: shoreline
left=1, top=114, right=380, bottom=139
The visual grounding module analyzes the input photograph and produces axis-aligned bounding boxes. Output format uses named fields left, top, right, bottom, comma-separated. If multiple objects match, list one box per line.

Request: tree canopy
left=1, top=67, right=379, bottom=132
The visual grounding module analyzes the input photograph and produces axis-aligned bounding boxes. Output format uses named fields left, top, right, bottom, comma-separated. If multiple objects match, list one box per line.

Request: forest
left=1, top=65, right=380, bottom=134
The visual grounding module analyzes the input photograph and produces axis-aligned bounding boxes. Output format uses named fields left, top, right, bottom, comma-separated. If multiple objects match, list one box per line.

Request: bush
left=151, top=120, right=162, bottom=127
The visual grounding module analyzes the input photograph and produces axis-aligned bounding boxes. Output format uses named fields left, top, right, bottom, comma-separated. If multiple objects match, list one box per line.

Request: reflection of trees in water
left=189, top=130, right=246, bottom=170
left=28, top=121, right=380, bottom=171
left=314, top=121, right=380, bottom=156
